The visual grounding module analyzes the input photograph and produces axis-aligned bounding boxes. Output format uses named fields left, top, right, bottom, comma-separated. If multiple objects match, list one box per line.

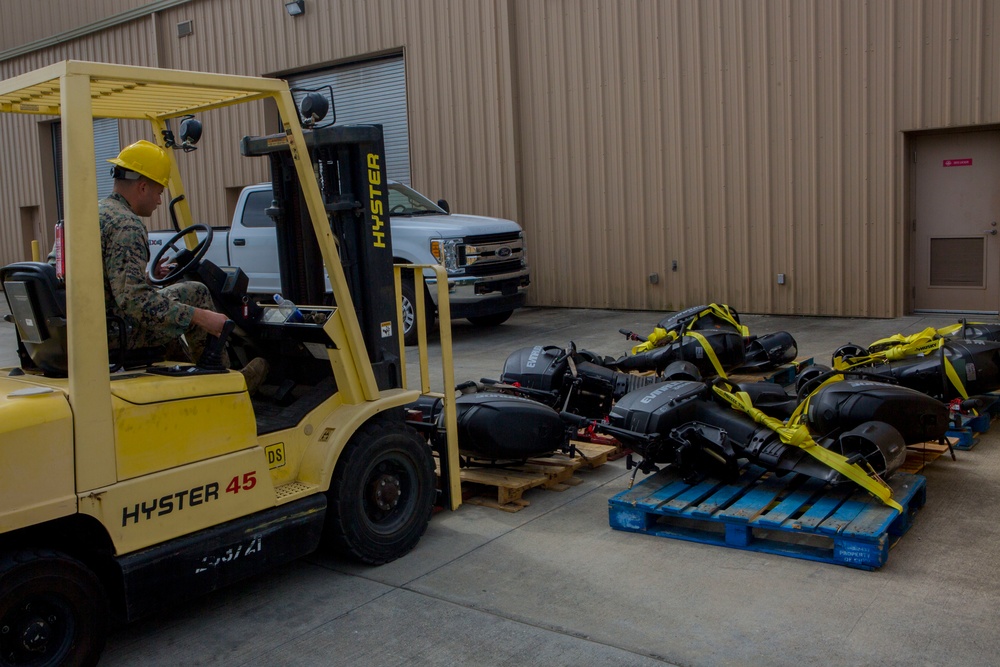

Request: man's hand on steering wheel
left=153, top=256, right=177, bottom=280
left=148, top=223, right=214, bottom=286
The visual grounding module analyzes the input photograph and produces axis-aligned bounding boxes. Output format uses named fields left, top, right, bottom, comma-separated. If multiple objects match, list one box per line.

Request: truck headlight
left=430, top=238, right=464, bottom=273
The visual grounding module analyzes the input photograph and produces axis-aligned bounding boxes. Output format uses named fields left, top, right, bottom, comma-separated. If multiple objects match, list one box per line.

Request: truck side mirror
left=437, top=199, right=450, bottom=214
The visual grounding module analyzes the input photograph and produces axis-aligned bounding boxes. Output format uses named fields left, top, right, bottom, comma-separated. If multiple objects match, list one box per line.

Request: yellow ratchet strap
left=631, top=327, right=677, bottom=355
left=702, top=303, right=751, bottom=338
left=833, top=327, right=969, bottom=400
left=712, top=381, right=903, bottom=512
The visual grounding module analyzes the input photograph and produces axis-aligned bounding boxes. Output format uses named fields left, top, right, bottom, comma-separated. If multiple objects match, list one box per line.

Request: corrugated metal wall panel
left=0, top=0, right=148, bottom=53
left=3, top=0, right=1000, bottom=317
left=512, top=0, right=1000, bottom=317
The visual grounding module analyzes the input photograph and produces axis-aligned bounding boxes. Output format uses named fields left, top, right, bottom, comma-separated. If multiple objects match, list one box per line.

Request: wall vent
left=177, top=20, right=193, bottom=38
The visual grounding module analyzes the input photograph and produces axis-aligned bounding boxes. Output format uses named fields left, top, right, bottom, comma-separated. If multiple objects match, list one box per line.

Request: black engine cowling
left=447, top=393, right=569, bottom=461
left=806, top=379, right=949, bottom=444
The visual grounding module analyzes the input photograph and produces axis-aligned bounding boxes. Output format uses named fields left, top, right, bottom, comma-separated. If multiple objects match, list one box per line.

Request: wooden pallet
left=459, top=442, right=618, bottom=512
left=609, top=464, right=926, bottom=570
left=571, top=432, right=629, bottom=460
left=898, top=439, right=956, bottom=474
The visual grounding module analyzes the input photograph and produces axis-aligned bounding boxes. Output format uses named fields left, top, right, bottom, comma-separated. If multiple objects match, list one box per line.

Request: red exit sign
left=943, top=158, right=973, bottom=167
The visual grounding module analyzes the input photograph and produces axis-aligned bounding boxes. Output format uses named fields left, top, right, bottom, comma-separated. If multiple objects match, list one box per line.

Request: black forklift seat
left=1, top=262, right=165, bottom=377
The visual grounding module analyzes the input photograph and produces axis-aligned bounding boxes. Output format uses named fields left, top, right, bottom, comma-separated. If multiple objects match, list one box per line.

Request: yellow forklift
left=0, top=61, right=459, bottom=666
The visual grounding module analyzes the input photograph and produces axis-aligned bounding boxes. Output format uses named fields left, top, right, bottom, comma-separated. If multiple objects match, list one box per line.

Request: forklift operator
left=101, top=139, right=228, bottom=362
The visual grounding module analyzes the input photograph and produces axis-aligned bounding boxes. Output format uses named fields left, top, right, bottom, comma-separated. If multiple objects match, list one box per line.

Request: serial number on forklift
left=194, top=535, right=263, bottom=574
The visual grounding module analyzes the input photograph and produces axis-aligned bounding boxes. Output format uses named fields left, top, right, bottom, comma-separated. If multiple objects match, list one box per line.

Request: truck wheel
left=0, top=550, right=108, bottom=667
left=467, top=310, right=513, bottom=327
left=400, top=277, right=433, bottom=346
left=326, top=419, right=435, bottom=565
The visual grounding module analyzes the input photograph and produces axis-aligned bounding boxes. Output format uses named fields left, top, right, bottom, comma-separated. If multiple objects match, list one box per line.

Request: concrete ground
left=2, top=302, right=997, bottom=666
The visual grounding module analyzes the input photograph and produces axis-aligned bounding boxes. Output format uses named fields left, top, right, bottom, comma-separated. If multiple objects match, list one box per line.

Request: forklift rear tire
left=325, top=418, right=436, bottom=565
left=467, top=310, right=513, bottom=328
left=0, top=549, right=108, bottom=667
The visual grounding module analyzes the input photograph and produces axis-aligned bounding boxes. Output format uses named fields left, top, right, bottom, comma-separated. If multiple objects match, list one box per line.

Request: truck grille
left=461, top=232, right=525, bottom=277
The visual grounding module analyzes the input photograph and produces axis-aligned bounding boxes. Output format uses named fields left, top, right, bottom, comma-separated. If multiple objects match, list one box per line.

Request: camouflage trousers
left=120, top=281, right=226, bottom=365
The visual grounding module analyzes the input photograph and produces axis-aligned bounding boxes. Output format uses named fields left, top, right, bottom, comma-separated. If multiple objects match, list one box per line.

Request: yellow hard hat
left=107, top=140, right=171, bottom=187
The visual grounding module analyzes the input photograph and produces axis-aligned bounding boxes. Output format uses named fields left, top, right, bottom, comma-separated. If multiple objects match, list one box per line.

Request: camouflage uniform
left=100, top=192, right=215, bottom=362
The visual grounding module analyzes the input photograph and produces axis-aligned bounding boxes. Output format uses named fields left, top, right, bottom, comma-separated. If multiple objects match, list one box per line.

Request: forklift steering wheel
left=148, top=223, right=214, bottom=286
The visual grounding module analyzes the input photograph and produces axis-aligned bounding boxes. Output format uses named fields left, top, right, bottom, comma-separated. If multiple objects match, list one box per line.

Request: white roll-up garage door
left=52, top=118, right=119, bottom=220
left=287, top=56, right=410, bottom=184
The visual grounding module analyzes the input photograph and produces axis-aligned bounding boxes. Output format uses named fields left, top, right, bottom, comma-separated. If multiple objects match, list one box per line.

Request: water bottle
left=273, top=294, right=304, bottom=323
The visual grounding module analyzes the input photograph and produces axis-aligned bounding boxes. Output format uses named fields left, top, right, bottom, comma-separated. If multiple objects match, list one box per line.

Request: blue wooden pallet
left=609, top=465, right=926, bottom=570
left=947, top=408, right=993, bottom=450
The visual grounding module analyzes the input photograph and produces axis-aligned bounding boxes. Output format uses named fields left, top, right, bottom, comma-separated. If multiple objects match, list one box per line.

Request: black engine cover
left=607, top=381, right=711, bottom=435
left=501, top=346, right=568, bottom=393
left=449, top=393, right=567, bottom=460
left=807, top=380, right=949, bottom=444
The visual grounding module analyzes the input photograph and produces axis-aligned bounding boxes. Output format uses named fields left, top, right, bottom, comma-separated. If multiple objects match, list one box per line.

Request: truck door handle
left=233, top=238, right=247, bottom=246
left=985, top=230, right=997, bottom=236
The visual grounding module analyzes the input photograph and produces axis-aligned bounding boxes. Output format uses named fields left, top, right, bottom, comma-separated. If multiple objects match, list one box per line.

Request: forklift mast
left=241, top=124, right=400, bottom=390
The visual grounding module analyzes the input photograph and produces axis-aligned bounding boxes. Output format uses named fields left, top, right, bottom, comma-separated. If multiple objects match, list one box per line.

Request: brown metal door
left=912, top=131, right=1000, bottom=313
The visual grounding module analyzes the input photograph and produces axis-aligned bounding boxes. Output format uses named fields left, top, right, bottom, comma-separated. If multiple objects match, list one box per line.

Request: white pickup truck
left=149, top=181, right=530, bottom=344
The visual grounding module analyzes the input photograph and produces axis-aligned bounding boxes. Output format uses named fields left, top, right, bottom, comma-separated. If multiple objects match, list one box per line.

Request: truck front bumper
left=425, top=272, right=530, bottom=318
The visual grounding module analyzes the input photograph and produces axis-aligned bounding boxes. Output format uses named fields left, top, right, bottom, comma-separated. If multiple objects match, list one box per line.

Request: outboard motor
left=941, top=321, right=1000, bottom=343
left=609, top=329, right=746, bottom=377
left=838, top=340, right=1000, bottom=400
left=500, top=345, right=665, bottom=418
left=657, top=304, right=741, bottom=332
left=626, top=304, right=796, bottom=374
left=602, top=379, right=943, bottom=487
left=407, top=391, right=572, bottom=462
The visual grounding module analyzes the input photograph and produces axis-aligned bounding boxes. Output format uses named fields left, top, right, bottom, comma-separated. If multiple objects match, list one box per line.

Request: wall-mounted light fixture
left=284, top=0, right=305, bottom=16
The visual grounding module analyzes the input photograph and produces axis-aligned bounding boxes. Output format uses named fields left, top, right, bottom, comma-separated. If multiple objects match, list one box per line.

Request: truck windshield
left=388, top=182, right=446, bottom=216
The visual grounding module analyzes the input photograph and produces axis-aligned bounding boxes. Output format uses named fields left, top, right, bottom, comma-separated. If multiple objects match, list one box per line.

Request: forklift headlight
left=430, top=239, right=463, bottom=273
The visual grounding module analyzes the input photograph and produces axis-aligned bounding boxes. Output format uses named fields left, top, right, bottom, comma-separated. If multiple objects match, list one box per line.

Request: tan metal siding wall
left=896, top=0, right=998, bottom=129
left=0, top=114, right=45, bottom=262
left=0, top=0, right=152, bottom=53
left=0, top=20, right=158, bottom=266
left=514, top=0, right=1000, bottom=317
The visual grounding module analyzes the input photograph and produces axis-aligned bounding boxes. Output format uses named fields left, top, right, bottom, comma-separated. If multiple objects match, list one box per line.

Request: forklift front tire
left=325, top=418, right=436, bottom=565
